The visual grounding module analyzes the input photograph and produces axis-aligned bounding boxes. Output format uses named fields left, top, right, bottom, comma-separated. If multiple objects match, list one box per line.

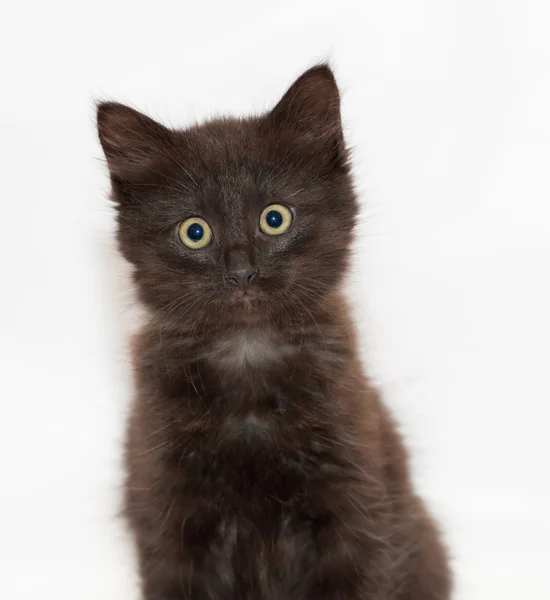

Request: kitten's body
left=98, top=66, right=451, bottom=599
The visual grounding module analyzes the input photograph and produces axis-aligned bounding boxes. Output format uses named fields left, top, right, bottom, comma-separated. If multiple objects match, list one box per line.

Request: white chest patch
left=207, top=331, right=294, bottom=371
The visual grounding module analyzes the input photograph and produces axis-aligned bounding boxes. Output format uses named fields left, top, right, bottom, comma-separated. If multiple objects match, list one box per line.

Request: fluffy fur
left=97, top=65, right=451, bottom=600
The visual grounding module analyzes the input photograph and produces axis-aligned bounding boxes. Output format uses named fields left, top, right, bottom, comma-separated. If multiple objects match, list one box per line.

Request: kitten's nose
left=225, top=250, right=257, bottom=292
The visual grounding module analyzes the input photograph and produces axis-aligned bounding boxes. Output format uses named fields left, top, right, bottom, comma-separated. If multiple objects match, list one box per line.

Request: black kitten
left=97, top=65, right=451, bottom=600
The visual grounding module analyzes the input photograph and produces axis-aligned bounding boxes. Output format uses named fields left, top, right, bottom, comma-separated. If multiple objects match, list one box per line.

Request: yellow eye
left=259, top=204, right=293, bottom=236
left=178, top=217, right=213, bottom=249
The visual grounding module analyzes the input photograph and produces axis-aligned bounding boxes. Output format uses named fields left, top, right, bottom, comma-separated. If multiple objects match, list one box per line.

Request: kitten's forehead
left=182, top=119, right=267, bottom=170
left=180, top=118, right=316, bottom=193
left=173, top=119, right=308, bottom=222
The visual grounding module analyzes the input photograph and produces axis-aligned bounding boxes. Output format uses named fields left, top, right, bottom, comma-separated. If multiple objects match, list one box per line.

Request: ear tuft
left=96, top=102, right=173, bottom=182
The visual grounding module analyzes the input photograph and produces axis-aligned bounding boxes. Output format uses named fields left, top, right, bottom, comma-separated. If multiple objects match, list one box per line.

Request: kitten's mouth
left=231, top=289, right=257, bottom=302
left=229, top=288, right=261, bottom=312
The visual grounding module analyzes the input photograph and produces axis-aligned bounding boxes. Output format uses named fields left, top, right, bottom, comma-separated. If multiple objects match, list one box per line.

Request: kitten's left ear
left=268, top=65, right=345, bottom=166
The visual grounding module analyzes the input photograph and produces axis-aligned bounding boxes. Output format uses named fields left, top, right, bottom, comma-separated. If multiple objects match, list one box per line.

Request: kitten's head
left=97, top=65, right=357, bottom=332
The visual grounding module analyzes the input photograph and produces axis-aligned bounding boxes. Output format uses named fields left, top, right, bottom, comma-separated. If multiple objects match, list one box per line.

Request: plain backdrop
left=1, top=1, right=549, bottom=598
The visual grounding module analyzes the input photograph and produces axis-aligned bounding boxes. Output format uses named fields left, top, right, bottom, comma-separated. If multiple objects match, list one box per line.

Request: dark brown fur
left=97, top=66, right=451, bottom=600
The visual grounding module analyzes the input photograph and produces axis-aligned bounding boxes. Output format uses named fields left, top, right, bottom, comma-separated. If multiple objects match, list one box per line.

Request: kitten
left=97, top=65, right=451, bottom=600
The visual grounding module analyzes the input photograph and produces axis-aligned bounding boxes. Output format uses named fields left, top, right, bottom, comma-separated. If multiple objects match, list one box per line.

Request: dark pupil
left=266, top=210, right=283, bottom=228
left=187, top=223, right=204, bottom=241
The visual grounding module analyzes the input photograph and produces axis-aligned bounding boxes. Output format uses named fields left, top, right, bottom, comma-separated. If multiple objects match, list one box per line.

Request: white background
left=1, top=1, right=549, bottom=598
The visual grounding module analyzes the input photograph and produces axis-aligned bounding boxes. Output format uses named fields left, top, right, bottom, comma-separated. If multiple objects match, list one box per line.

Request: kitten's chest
left=173, top=420, right=326, bottom=595
left=175, top=332, right=338, bottom=503
left=180, top=413, right=320, bottom=507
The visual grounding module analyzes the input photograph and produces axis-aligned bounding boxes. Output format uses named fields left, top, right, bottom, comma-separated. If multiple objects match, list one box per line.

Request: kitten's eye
left=259, top=204, right=293, bottom=236
left=178, top=217, right=213, bottom=249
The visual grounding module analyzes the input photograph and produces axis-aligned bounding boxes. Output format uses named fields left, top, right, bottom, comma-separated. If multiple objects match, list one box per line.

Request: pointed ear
left=269, top=65, right=345, bottom=164
left=96, top=102, right=174, bottom=182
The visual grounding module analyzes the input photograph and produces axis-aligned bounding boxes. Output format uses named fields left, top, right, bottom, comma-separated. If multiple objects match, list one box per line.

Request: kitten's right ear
left=267, top=65, right=346, bottom=169
left=97, top=102, right=174, bottom=182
